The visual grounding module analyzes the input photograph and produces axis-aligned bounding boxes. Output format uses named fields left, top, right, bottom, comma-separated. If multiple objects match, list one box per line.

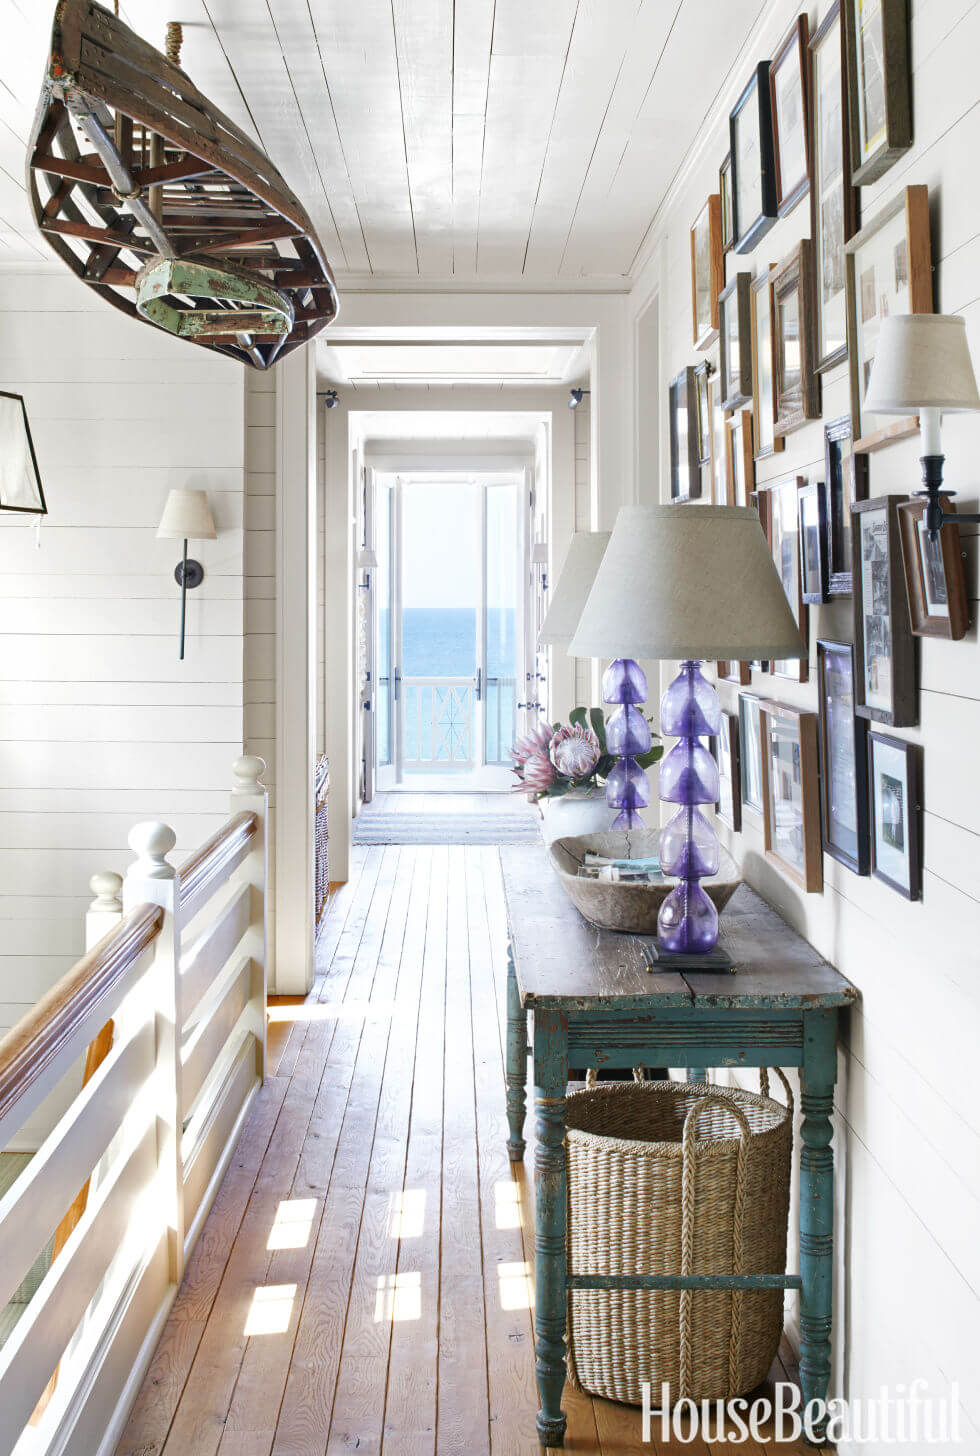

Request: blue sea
left=378, top=607, right=517, bottom=765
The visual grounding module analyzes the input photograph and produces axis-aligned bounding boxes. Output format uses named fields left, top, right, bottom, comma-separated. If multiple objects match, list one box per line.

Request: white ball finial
left=89, top=871, right=123, bottom=913
left=232, top=755, right=266, bottom=792
left=128, top=821, right=177, bottom=880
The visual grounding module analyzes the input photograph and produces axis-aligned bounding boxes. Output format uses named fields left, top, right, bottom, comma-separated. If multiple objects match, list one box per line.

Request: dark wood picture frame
left=852, top=495, right=917, bottom=727
left=719, top=273, right=753, bottom=411
left=731, top=63, right=778, bottom=254
left=763, top=474, right=809, bottom=683
left=668, top=366, right=701, bottom=503
left=843, top=0, right=912, bottom=186
left=718, top=660, right=752, bottom=687
left=719, top=153, right=735, bottom=253
left=770, top=15, right=811, bottom=216
left=751, top=266, right=784, bottom=461
left=817, top=640, right=870, bottom=875
left=738, top=690, right=766, bottom=817
left=714, top=710, right=742, bottom=832
left=0, top=391, right=48, bottom=516
left=824, top=414, right=868, bottom=596
left=845, top=185, right=932, bottom=454
left=897, top=498, right=970, bottom=641
left=772, top=239, right=820, bottom=436
left=868, top=731, right=922, bottom=899
left=693, top=359, right=713, bottom=468
left=691, top=196, right=724, bottom=350
left=760, top=701, right=823, bottom=892
left=799, top=480, right=829, bottom=605
left=810, top=1, right=858, bottom=373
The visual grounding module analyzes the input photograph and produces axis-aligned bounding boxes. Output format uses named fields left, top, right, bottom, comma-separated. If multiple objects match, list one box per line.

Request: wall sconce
left=0, top=392, right=47, bottom=515
left=864, top=313, right=980, bottom=535
left=323, top=389, right=339, bottom=409
left=157, top=488, right=216, bottom=660
left=568, top=387, right=590, bottom=409
left=531, top=541, right=549, bottom=591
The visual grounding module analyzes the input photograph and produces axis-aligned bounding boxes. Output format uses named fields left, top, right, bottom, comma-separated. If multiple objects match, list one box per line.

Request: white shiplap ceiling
left=0, top=0, right=766, bottom=285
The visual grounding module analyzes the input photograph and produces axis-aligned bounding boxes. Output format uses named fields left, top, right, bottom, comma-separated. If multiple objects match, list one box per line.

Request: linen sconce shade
left=156, top=488, right=217, bottom=540
left=568, top=505, right=805, bottom=663
left=864, top=314, right=980, bottom=414
left=538, top=531, right=611, bottom=647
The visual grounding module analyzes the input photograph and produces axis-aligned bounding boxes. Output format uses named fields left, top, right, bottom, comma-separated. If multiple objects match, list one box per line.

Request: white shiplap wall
left=630, top=1, right=980, bottom=1447
left=0, top=271, right=247, bottom=1078
left=572, top=393, right=594, bottom=708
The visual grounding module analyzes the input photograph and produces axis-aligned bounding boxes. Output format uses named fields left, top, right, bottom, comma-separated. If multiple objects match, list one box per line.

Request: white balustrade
left=0, top=758, right=269, bottom=1456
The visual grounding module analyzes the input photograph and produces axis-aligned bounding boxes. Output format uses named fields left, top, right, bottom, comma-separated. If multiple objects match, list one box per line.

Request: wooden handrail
left=0, top=905, right=163, bottom=1129
left=179, top=810, right=258, bottom=910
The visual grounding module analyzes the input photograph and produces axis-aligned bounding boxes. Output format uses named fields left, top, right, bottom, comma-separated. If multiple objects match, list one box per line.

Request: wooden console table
left=501, top=848, right=857, bottom=1448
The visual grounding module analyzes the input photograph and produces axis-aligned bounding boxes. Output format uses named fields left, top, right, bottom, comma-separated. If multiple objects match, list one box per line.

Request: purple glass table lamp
left=568, top=505, right=805, bottom=961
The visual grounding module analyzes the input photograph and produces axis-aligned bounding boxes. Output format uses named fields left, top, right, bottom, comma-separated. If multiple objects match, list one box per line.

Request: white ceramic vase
left=539, top=786, right=619, bottom=846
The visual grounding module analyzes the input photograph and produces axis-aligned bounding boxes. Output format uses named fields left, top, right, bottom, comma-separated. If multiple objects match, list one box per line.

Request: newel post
left=231, top=756, right=269, bottom=1080
left=86, top=871, right=123, bottom=950
left=124, top=820, right=185, bottom=1284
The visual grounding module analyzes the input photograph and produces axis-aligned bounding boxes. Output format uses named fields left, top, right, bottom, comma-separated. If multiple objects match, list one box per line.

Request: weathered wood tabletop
left=501, top=846, right=857, bottom=1011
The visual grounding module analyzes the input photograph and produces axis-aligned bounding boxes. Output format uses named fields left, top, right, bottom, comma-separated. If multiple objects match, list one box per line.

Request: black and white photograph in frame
left=668, top=367, right=701, bottom=503
left=869, top=731, right=921, bottom=898
left=817, top=640, right=870, bottom=875
left=853, top=496, right=917, bottom=727
left=730, top=63, right=778, bottom=253
left=714, top=710, right=742, bottom=831
left=799, top=480, right=829, bottom=605
left=825, top=414, right=868, bottom=594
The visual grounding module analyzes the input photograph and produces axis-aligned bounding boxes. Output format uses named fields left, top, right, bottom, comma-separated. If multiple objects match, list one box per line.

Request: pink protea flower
left=521, top=746, right=556, bottom=795
left=510, top=719, right=555, bottom=767
left=549, top=723, right=600, bottom=783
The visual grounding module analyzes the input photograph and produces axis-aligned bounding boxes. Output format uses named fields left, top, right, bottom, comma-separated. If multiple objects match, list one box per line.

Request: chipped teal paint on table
left=500, top=848, right=858, bottom=1448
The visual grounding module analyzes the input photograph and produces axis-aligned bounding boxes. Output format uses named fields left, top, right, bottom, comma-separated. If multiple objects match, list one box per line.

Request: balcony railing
left=0, top=757, right=268, bottom=1456
left=400, top=675, right=517, bottom=769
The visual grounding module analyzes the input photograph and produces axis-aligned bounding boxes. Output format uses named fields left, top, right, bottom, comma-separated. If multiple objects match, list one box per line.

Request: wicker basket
left=565, top=1074, right=792, bottom=1406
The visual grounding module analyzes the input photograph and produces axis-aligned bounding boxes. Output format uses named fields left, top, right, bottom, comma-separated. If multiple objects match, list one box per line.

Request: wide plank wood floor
left=116, top=845, right=821, bottom=1456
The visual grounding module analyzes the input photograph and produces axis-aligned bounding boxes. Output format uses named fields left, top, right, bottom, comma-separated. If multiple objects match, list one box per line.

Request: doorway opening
left=371, top=470, right=526, bottom=792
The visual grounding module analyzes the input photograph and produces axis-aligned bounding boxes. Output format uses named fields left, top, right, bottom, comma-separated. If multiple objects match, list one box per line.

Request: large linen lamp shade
left=569, top=505, right=805, bottom=663
left=156, top=488, right=217, bottom=540
left=538, top=531, right=610, bottom=647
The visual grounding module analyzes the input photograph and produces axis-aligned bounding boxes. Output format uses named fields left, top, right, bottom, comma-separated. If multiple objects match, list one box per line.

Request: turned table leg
left=799, top=1009, right=837, bottom=1445
left=533, top=1008, right=569, bottom=1448
left=505, top=943, right=527, bottom=1161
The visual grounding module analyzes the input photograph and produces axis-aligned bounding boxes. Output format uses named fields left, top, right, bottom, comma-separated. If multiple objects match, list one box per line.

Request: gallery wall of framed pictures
left=666, top=0, right=951, bottom=906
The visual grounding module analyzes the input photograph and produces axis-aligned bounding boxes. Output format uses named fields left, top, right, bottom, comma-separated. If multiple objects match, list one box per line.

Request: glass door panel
left=484, top=482, right=520, bottom=765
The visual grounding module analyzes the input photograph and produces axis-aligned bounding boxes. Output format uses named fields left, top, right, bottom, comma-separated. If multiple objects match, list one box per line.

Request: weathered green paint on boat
left=135, top=257, right=294, bottom=341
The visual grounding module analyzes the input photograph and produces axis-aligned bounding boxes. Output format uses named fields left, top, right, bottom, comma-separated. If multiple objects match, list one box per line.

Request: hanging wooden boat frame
left=26, top=0, right=338, bottom=369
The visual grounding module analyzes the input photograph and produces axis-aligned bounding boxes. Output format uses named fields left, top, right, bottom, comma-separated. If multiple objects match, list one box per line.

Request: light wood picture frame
left=725, top=410, right=754, bottom=507
left=845, top=185, right=932, bottom=454
left=852, top=495, right=917, bottom=726
left=760, top=701, right=823, bottom=892
left=669, top=366, right=701, bottom=503
left=817, top=639, right=870, bottom=875
left=751, top=266, right=784, bottom=461
left=868, top=730, right=921, bottom=899
left=714, top=710, right=742, bottom=831
left=738, top=690, right=766, bottom=817
left=719, top=273, right=753, bottom=411
left=824, top=414, right=868, bottom=596
left=731, top=63, right=778, bottom=254
left=772, top=239, right=820, bottom=436
left=799, top=479, right=829, bottom=605
left=763, top=474, right=809, bottom=683
left=691, top=196, right=724, bottom=350
left=810, top=1, right=858, bottom=372
left=897, top=498, right=970, bottom=641
left=843, top=0, right=912, bottom=186
left=771, top=15, right=811, bottom=216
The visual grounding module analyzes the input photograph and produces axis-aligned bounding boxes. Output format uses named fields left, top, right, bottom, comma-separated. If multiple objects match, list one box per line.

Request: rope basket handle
left=759, top=1066, right=794, bottom=1116
left=679, top=1092, right=751, bottom=1400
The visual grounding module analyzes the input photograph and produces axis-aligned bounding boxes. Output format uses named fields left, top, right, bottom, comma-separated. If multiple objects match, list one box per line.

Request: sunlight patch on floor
left=244, top=1284, right=297, bottom=1336
left=267, top=1199, right=318, bottom=1251
left=497, top=1261, right=534, bottom=1311
left=266, top=999, right=394, bottom=1024
left=374, top=1272, right=422, bottom=1323
left=494, top=1179, right=522, bottom=1230
left=388, top=1189, right=426, bottom=1239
